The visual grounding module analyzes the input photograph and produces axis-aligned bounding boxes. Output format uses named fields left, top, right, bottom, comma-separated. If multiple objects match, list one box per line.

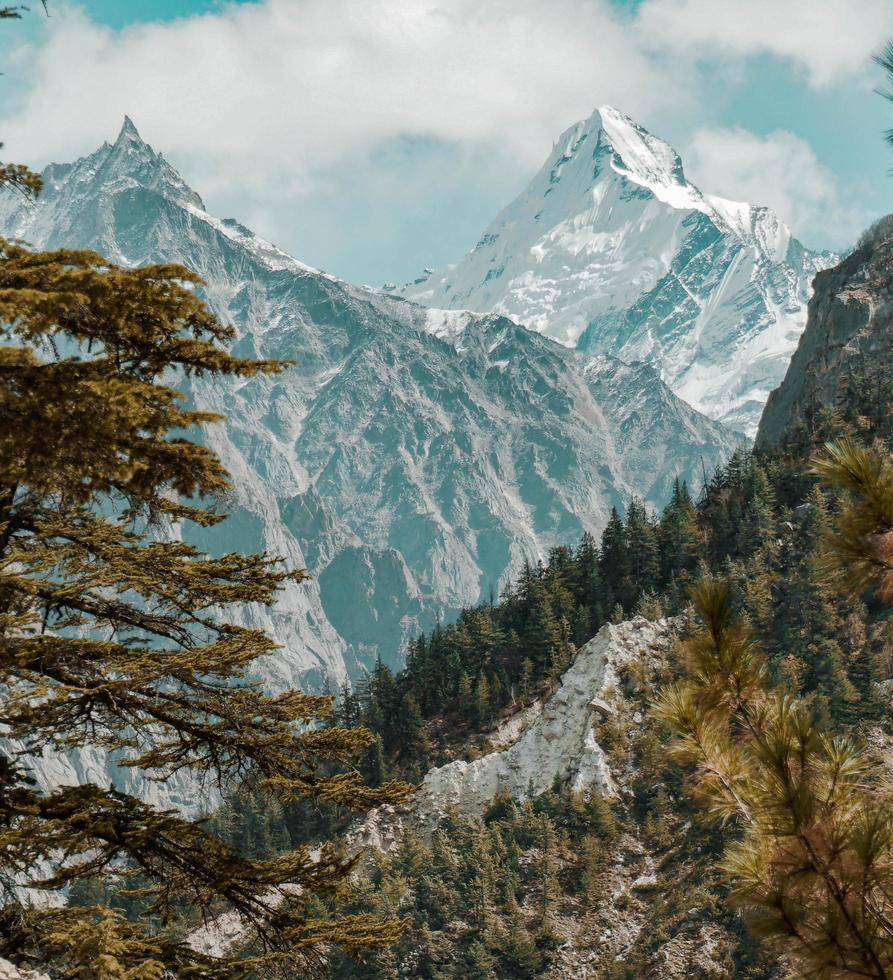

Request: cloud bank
left=1, top=0, right=889, bottom=276
left=685, top=127, right=870, bottom=250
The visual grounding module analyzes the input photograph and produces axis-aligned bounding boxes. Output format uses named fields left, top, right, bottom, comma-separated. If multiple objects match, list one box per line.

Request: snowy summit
left=396, top=106, right=835, bottom=436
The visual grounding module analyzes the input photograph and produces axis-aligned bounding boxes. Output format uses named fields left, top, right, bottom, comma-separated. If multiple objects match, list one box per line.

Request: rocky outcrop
left=0, top=960, right=49, bottom=980
left=758, top=220, right=893, bottom=446
left=415, top=617, right=672, bottom=820
left=350, top=617, right=675, bottom=852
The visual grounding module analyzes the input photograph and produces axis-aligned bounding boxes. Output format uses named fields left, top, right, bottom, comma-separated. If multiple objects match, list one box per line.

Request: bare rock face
left=758, top=221, right=893, bottom=446
left=0, top=960, right=50, bottom=980
left=0, top=119, right=736, bottom=695
left=350, top=617, right=675, bottom=853
left=0, top=118, right=732, bottom=815
left=415, top=618, right=672, bottom=819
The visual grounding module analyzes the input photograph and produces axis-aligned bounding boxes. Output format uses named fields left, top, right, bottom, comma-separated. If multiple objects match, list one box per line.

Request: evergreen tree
left=574, top=530, right=604, bottom=622
left=465, top=940, right=498, bottom=979
left=658, top=479, right=701, bottom=586
left=599, top=507, right=628, bottom=612
left=624, top=497, right=660, bottom=609
left=518, top=657, right=534, bottom=702
left=457, top=671, right=474, bottom=716
left=495, top=901, right=541, bottom=978
left=473, top=673, right=493, bottom=727
left=536, top=814, right=561, bottom=926
left=0, top=238, right=411, bottom=975
left=524, top=584, right=565, bottom=674
left=654, top=573, right=893, bottom=979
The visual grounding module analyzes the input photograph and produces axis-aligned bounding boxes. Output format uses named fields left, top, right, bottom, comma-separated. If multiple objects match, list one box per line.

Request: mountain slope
left=758, top=217, right=893, bottom=446
left=0, top=119, right=740, bottom=697
left=396, top=106, right=833, bottom=436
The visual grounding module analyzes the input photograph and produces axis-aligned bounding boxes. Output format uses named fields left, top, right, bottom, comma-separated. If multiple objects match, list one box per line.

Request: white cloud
left=0, top=0, right=887, bottom=277
left=0, top=0, right=691, bottom=192
left=636, top=0, right=893, bottom=87
left=685, top=127, right=868, bottom=249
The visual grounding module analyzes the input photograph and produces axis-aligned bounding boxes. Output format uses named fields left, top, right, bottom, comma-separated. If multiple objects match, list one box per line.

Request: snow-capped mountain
left=0, top=119, right=741, bottom=702
left=396, top=106, right=834, bottom=436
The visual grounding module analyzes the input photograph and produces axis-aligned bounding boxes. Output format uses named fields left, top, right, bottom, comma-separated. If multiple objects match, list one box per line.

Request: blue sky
left=2, top=0, right=892, bottom=284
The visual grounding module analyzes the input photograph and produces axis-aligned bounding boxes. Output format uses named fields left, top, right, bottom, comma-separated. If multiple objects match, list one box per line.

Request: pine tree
left=654, top=575, right=893, bottom=978
left=658, top=479, right=701, bottom=587
left=736, top=465, right=777, bottom=559
left=518, top=657, right=534, bottom=702
left=578, top=834, right=604, bottom=904
left=599, top=507, right=629, bottom=612
left=574, top=530, right=604, bottom=623
left=473, top=673, right=492, bottom=727
left=810, top=439, right=893, bottom=602
left=361, top=733, right=388, bottom=787
left=0, top=239, right=411, bottom=975
left=524, top=584, right=565, bottom=674
left=495, top=900, right=540, bottom=978
left=457, top=671, right=474, bottom=716
left=536, top=814, right=561, bottom=927
left=465, top=940, right=498, bottom=979
left=624, top=497, right=660, bottom=608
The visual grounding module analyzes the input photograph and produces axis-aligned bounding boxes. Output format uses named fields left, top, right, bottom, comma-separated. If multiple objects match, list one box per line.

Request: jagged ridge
left=0, top=118, right=740, bottom=690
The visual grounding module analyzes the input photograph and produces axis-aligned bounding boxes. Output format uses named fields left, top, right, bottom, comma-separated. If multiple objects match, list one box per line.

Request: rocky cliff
left=0, top=961, right=48, bottom=980
left=346, top=615, right=755, bottom=978
left=350, top=617, right=674, bottom=849
left=758, top=217, right=893, bottom=446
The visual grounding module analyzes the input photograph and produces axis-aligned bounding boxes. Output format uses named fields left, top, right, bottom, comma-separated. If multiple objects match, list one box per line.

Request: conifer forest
left=2, top=3, right=893, bottom=978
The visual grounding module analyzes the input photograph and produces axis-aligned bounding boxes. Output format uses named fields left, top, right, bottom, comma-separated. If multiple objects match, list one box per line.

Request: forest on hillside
left=203, top=362, right=893, bottom=978
left=3, top=5, right=893, bottom=978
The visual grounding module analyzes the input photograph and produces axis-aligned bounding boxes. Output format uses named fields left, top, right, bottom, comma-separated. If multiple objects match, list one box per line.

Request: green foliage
left=811, top=438, right=893, bottom=602
left=341, top=385, right=893, bottom=783
left=327, top=787, right=619, bottom=979
left=654, top=572, right=893, bottom=978
left=0, top=238, right=412, bottom=976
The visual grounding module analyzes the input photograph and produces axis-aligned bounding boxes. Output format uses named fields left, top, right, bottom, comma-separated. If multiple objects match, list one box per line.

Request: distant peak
left=79, top=116, right=207, bottom=212
left=593, top=104, right=634, bottom=128
left=115, top=115, right=145, bottom=145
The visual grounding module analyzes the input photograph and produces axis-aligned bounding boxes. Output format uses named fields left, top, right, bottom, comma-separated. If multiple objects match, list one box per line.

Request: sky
left=1, top=0, right=892, bottom=285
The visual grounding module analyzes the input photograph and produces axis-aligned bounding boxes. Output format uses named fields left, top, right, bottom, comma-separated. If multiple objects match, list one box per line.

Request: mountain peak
left=397, top=105, right=832, bottom=435
left=118, top=114, right=142, bottom=140
left=84, top=117, right=206, bottom=212
left=588, top=106, right=700, bottom=212
left=596, top=106, right=683, bottom=176
left=111, top=115, right=153, bottom=156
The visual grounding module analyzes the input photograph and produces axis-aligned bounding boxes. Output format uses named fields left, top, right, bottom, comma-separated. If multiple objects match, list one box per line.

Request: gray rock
left=758, top=223, right=893, bottom=446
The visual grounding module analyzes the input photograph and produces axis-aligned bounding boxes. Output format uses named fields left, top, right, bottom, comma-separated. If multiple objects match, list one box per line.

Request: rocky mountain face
left=190, top=614, right=759, bottom=975
left=396, top=106, right=833, bottom=436
left=0, top=119, right=740, bottom=704
left=758, top=218, right=893, bottom=446
left=0, top=959, right=49, bottom=980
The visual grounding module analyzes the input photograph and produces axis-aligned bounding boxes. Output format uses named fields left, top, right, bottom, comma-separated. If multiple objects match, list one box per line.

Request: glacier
left=395, top=105, right=836, bottom=436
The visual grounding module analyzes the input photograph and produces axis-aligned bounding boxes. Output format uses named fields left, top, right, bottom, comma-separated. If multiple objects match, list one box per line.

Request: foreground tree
left=654, top=442, right=893, bottom=979
left=0, top=238, right=411, bottom=976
